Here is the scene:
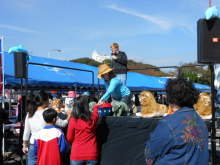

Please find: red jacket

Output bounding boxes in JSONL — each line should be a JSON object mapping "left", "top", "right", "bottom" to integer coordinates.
{"left": 67, "top": 106, "right": 99, "bottom": 161}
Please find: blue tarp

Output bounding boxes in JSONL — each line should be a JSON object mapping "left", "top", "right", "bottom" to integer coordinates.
{"left": 2, "top": 52, "right": 211, "bottom": 91}
{"left": 194, "top": 83, "right": 211, "bottom": 91}
{"left": 4, "top": 52, "right": 99, "bottom": 88}
{"left": 126, "top": 72, "right": 168, "bottom": 90}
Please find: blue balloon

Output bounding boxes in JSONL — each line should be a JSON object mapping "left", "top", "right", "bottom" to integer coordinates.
{"left": 205, "top": 6, "right": 219, "bottom": 20}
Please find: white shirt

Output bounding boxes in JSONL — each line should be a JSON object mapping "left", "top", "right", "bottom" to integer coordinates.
{"left": 23, "top": 110, "right": 68, "bottom": 144}
{"left": 23, "top": 110, "right": 46, "bottom": 144}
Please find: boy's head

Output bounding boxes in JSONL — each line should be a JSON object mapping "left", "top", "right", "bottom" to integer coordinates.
{"left": 110, "top": 43, "right": 119, "bottom": 54}
{"left": 43, "top": 108, "right": 57, "bottom": 124}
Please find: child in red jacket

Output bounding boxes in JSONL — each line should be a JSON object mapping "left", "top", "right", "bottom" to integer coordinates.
{"left": 67, "top": 95, "right": 99, "bottom": 165}
{"left": 34, "top": 108, "right": 67, "bottom": 165}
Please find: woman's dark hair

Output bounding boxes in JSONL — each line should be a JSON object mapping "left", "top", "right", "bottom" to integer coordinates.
{"left": 102, "top": 71, "right": 115, "bottom": 82}
{"left": 165, "top": 78, "right": 199, "bottom": 107}
{"left": 72, "top": 95, "right": 91, "bottom": 121}
{"left": 108, "top": 71, "right": 115, "bottom": 79}
{"left": 27, "top": 91, "right": 49, "bottom": 118}
{"left": 43, "top": 108, "right": 57, "bottom": 123}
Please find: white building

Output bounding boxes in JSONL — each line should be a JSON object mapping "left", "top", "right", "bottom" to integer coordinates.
{"left": 92, "top": 50, "right": 110, "bottom": 63}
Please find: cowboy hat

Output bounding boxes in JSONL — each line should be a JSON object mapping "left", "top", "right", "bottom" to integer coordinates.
{"left": 98, "top": 64, "right": 113, "bottom": 79}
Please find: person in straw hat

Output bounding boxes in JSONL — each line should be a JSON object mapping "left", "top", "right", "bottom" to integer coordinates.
{"left": 97, "top": 64, "right": 131, "bottom": 106}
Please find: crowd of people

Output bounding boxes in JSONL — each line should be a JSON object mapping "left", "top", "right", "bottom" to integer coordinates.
{"left": 22, "top": 92, "right": 99, "bottom": 165}
{"left": 1, "top": 43, "right": 210, "bottom": 165}
{"left": 18, "top": 79, "right": 209, "bottom": 165}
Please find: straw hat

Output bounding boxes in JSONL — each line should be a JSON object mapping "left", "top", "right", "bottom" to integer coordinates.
{"left": 98, "top": 64, "right": 113, "bottom": 79}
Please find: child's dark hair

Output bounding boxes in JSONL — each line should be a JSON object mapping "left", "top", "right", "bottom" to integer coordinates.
{"left": 27, "top": 91, "right": 49, "bottom": 118}
{"left": 43, "top": 108, "right": 57, "bottom": 123}
{"left": 72, "top": 95, "right": 91, "bottom": 121}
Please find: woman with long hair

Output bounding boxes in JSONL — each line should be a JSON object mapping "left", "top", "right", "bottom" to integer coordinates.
{"left": 22, "top": 91, "right": 49, "bottom": 165}
{"left": 67, "top": 95, "right": 99, "bottom": 165}
{"left": 22, "top": 91, "right": 72, "bottom": 165}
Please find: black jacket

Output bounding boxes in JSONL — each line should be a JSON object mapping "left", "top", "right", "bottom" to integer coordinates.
{"left": 111, "top": 51, "right": 127, "bottom": 74}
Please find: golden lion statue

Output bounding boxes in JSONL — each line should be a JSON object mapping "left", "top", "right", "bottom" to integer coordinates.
{"left": 52, "top": 99, "right": 64, "bottom": 113}
{"left": 194, "top": 92, "right": 212, "bottom": 119}
{"left": 137, "top": 91, "right": 168, "bottom": 118}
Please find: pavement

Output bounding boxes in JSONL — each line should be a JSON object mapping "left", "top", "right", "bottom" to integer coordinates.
{"left": 3, "top": 152, "right": 26, "bottom": 165}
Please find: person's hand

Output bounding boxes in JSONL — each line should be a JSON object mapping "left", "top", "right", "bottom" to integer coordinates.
{"left": 66, "top": 108, "right": 72, "bottom": 116}
{"left": 22, "top": 141, "right": 28, "bottom": 154}
{"left": 66, "top": 109, "right": 72, "bottom": 121}
{"left": 112, "top": 55, "right": 117, "bottom": 60}
{"left": 97, "top": 100, "right": 105, "bottom": 106}
{"left": 22, "top": 146, "right": 28, "bottom": 154}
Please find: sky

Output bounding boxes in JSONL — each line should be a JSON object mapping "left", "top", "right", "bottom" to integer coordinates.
{"left": 0, "top": 0, "right": 219, "bottom": 67}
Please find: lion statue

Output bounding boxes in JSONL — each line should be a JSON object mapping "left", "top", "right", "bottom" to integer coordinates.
{"left": 52, "top": 99, "right": 64, "bottom": 113}
{"left": 136, "top": 91, "right": 168, "bottom": 118}
{"left": 194, "top": 92, "right": 212, "bottom": 119}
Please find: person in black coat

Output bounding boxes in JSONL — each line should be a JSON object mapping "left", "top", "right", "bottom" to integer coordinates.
{"left": 110, "top": 43, "right": 128, "bottom": 85}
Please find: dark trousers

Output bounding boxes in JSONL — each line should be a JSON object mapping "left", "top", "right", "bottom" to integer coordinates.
{"left": 112, "top": 95, "right": 131, "bottom": 105}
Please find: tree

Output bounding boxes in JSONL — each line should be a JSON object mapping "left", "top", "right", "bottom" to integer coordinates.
{"left": 70, "top": 57, "right": 171, "bottom": 77}
{"left": 181, "top": 62, "right": 210, "bottom": 85}
{"left": 127, "top": 59, "right": 169, "bottom": 77}
{"left": 70, "top": 58, "right": 101, "bottom": 67}
{"left": 103, "top": 59, "right": 111, "bottom": 66}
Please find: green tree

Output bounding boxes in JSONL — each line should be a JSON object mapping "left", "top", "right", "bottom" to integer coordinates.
{"left": 103, "top": 59, "right": 111, "bottom": 66}
{"left": 70, "top": 57, "right": 171, "bottom": 77}
{"left": 70, "top": 58, "right": 101, "bottom": 67}
{"left": 181, "top": 62, "right": 210, "bottom": 85}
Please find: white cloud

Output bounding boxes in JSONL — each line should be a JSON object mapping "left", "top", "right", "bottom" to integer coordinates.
{"left": 107, "top": 4, "right": 172, "bottom": 30}
{"left": 0, "top": 24, "right": 44, "bottom": 34}
{"left": 107, "top": 4, "right": 195, "bottom": 35}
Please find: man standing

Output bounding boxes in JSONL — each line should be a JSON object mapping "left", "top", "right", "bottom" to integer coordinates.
{"left": 110, "top": 43, "right": 128, "bottom": 85}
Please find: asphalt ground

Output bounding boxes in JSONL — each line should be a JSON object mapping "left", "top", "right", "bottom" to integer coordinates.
{"left": 3, "top": 152, "right": 26, "bottom": 165}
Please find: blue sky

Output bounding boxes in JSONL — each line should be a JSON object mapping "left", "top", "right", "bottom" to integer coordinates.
{"left": 0, "top": 0, "right": 219, "bottom": 66}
